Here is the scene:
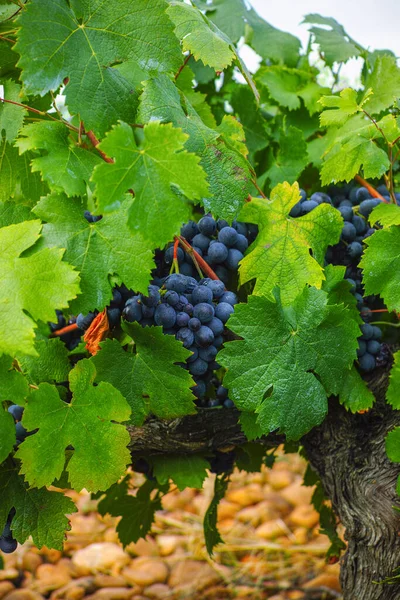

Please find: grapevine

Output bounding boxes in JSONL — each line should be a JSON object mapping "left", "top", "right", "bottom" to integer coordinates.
{"left": 1, "top": 2, "right": 400, "bottom": 598}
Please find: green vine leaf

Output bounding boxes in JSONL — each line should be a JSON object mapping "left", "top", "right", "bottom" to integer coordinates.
{"left": 98, "top": 477, "right": 164, "bottom": 547}
{"left": 0, "top": 407, "right": 16, "bottom": 464}
{"left": 138, "top": 74, "right": 252, "bottom": 220}
{"left": 15, "top": 0, "right": 182, "bottom": 135}
{"left": 0, "top": 220, "right": 80, "bottom": 357}
{"left": 93, "top": 121, "right": 209, "bottom": 248}
{"left": 0, "top": 355, "right": 29, "bottom": 403}
{"left": 264, "top": 126, "right": 309, "bottom": 188}
{"left": 387, "top": 350, "right": 400, "bottom": 409}
{"left": 16, "top": 360, "right": 131, "bottom": 492}
{"left": 33, "top": 194, "right": 154, "bottom": 314}
{"left": 17, "top": 337, "right": 71, "bottom": 385}
{"left": 0, "top": 460, "right": 77, "bottom": 550}
{"left": 152, "top": 454, "right": 209, "bottom": 490}
{"left": 303, "top": 14, "right": 363, "bottom": 66}
{"left": 16, "top": 122, "right": 102, "bottom": 197}
{"left": 218, "top": 287, "right": 360, "bottom": 440}
{"left": 167, "top": 1, "right": 235, "bottom": 70}
{"left": 363, "top": 55, "right": 400, "bottom": 114}
{"left": 204, "top": 473, "right": 229, "bottom": 556}
{"left": 360, "top": 225, "right": 400, "bottom": 312}
{"left": 92, "top": 330, "right": 196, "bottom": 426}
{"left": 238, "top": 183, "right": 343, "bottom": 303}
{"left": 0, "top": 79, "right": 26, "bottom": 142}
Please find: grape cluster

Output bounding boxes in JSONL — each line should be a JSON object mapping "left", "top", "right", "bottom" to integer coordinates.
{"left": 0, "top": 509, "right": 17, "bottom": 554}
{"left": 70, "top": 216, "right": 256, "bottom": 408}
{"left": 49, "top": 311, "right": 82, "bottom": 351}
{"left": 8, "top": 404, "right": 27, "bottom": 445}
{"left": 291, "top": 185, "right": 389, "bottom": 373}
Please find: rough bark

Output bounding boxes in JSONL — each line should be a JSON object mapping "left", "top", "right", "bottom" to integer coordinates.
{"left": 303, "top": 366, "right": 400, "bottom": 600}
{"left": 127, "top": 361, "right": 400, "bottom": 600}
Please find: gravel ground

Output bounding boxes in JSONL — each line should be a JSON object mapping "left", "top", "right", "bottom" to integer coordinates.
{"left": 0, "top": 451, "right": 343, "bottom": 599}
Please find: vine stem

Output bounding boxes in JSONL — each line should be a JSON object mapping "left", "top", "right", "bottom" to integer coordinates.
{"left": 174, "top": 53, "right": 192, "bottom": 81}
{"left": 369, "top": 309, "right": 390, "bottom": 314}
{"left": 52, "top": 322, "right": 79, "bottom": 336}
{"left": 354, "top": 174, "right": 388, "bottom": 202}
{"left": 84, "top": 129, "right": 114, "bottom": 164}
{"left": 251, "top": 179, "right": 266, "bottom": 198}
{"left": 178, "top": 235, "right": 223, "bottom": 282}
{"left": 176, "top": 236, "right": 203, "bottom": 278}
{"left": 0, "top": 97, "right": 80, "bottom": 132}
{"left": 171, "top": 237, "right": 180, "bottom": 274}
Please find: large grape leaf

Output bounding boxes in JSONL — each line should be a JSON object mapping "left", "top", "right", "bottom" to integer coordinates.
{"left": 230, "top": 85, "right": 269, "bottom": 154}
{"left": 0, "top": 355, "right": 29, "bottom": 403}
{"left": 92, "top": 121, "right": 208, "bottom": 248}
{"left": 0, "top": 459, "right": 77, "bottom": 550}
{"left": 0, "top": 79, "right": 26, "bottom": 142}
{"left": 218, "top": 287, "right": 360, "bottom": 440}
{"left": 152, "top": 454, "right": 208, "bottom": 490}
{"left": 0, "top": 139, "right": 49, "bottom": 204}
{"left": 138, "top": 74, "right": 252, "bottom": 220}
{"left": 33, "top": 194, "right": 154, "bottom": 314}
{"left": 16, "top": 122, "right": 102, "bottom": 197}
{"left": 363, "top": 55, "right": 400, "bottom": 115}
{"left": 92, "top": 330, "right": 196, "bottom": 426}
{"left": 303, "top": 14, "right": 363, "bottom": 66}
{"left": 238, "top": 183, "right": 342, "bottom": 303}
{"left": 319, "top": 88, "right": 371, "bottom": 127}
{"left": 338, "top": 366, "right": 375, "bottom": 413}
{"left": 98, "top": 477, "right": 163, "bottom": 547}
{"left": 0, "top": 220, "right": 80, "bottom": 357}
{"left": 0, "top": 201, "right": 33, "bottom": 228}
{"left": 369, "top": 202, "right": 400, "bottom": 228}
{"left": 16, "top": 360, "right": 131, "bottom": 492}
{"left": 17, "top": 337, "right": 70, "bottom": 385}
{"left": 360, "top": 226, "right": 400, "bottom": 312}
{"left": 15, "top": 0, "right": 182, "bottom": 135}
{"left": 387, "top": 351, "right": 400, "bottom": 409}
{"left": 0, "top": 406, "right": 15, "bottom": 464}
{"left": 256, "top": 66, "right": 328, "bottom": 115}
{"left": 167, "top": 1, "right": 235, "bottom": 70}
{"left": 320, "top": 122, "right": 390, "bottom": 186}
{"left": 265, "top": 126, "right": 309, "bottom": 188}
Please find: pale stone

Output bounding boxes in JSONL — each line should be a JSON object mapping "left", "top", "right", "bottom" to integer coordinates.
{"left": 255, "top": 520, "right": 286, "bottom": 540}
{"left": 84, "top": 588, "right": 134, "bottom": 600}
{"left": 93, "top": 575, "right": 127, "bottom": 589}
{"left": 0, "top": 570, "right": 18, "bottom": 582}
{"left": 304, "top": 573, "right": 341, "bottom": 592}
{"left": 4, "top": 591, "right": 44, "bottom": 600}
{"left": 143, "top": 583, "right": 172, "bottom": 599}
{"left": 216, "top": 500, "right": 240, "bottom": 520}
{"left": 0, "top": 582, "right": 14, "bottom": 599}
{"left": 156, "top": 535, "right": 179, "bottom": 557}
{"left": 226, "top": 483, "right": 264, "bottom": 507}
{"left": 72, "top": 543, "right": 129, "bottom": 575}
{"left": 33, "top": 563, "right": 70, "bottom": 594}
{"left": 236, "top": 503, "right": 278, "bottom": 527}
{"left": 262, "top": 491, "right": 292, "bottom": 515}
{"left": 21, "top": 552, "right": 42, "bottom": 573}
{"left": 122, "top": 558, "right": 168, "bottom": 587}
{"left": 168, "top": 559, "right": 220, "bottom": 591}
{"left": 293, "top": 526, "right": 309, "bottom": 545}
{"left": 289, "top": 505, "right": 320, "bottom": 529}
{"left": 126, "top": 537, "right": 159, "bottom": 557}
{"left": 50, "top": 576, "right": 95, "bottom": 600}
{"left": 280, "top": 479, "right": 314, "bottom": 507}
{"left": 268, "top": 470, "right": 294, "bottom": 490}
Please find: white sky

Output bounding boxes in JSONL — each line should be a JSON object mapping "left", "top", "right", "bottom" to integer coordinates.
{"left": 250, "top": 0, "right": 400, "bottom": 57}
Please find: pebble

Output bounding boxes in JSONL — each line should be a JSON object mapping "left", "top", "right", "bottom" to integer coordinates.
{"left": 226, "top": 483, "right": 264, "bottom": 507}
{"left": 84, "top": 588, "right": 134, "bottom": 600}
{"left": 168, "top": 559, "right": 220, "bottom": 590}
{"left": 3, "top": 591, "right": 44, "bottom": 600}
{"left": 217, "top": 500, "right": 240, "bottom": 520}
{"left": 50, "top": 577, "right": 95, "bottom": 600}
{"left": 0, "top": 571, "right": 18, "bottom": 582}
{"left": 143, "top": 583, "right": 172, "bottom": 598}
{"left": 280, "top": 479, "right": 314, "bottom": 507}
{"left": 122, "top": 558, "right": 168, "bottom": 587}
{"left": 93, "top": 575, "right": 127, "bottom": 589}
{"left": 72, "top": 544, "right": 129, "bottom": 575}
{"left": 255, "top": 520, "right": 286, "bottom": 540}
{"left": 21, "top": 553, "right": 42, "bottom": 574}
{"left": 126, "top": 537, "right": 159, "bottom": 557}
{"left": 268, "top": 470, "right": 294, "bottom": 490}
{"left": 156, "top": 535, "right": 179, "bottom": 557}
{"left": 304, "top": 573, "right": 341, "bottom": 592}
{"left": 0, "top": 582, "right": 14, "bottom": 599}
{"left": 32, "top": 563, "right": 70, "bottom": 594}
{"left": 289, "top": 505, "right": 320, "bottom": 529}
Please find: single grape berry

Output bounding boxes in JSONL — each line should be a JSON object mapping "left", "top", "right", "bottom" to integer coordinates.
{"left": 154, "top": 304, "right": 176, "bottom": 328}
{"left": 198, "top": 215, "right": 216, "bottom": 236}
{"left": 8, "top": 405, "right": 24, "bottom": 422}
{"left": 208, "top": 242, "right": 229, "bottom": 264}
{"left": 215, "top": 302, "right": 234, "bottom": 323}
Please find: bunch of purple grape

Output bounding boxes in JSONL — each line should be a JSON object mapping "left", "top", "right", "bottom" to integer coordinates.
{"left": 74, "top": 216, "right": 256, "bottom": 407}
{"left": 291, "top": 184, "right": 390, "bottom": 373}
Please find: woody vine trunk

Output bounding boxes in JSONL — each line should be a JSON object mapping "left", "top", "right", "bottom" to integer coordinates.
{"left": 128, "top": 358, "right": 400, "bottom": 600}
